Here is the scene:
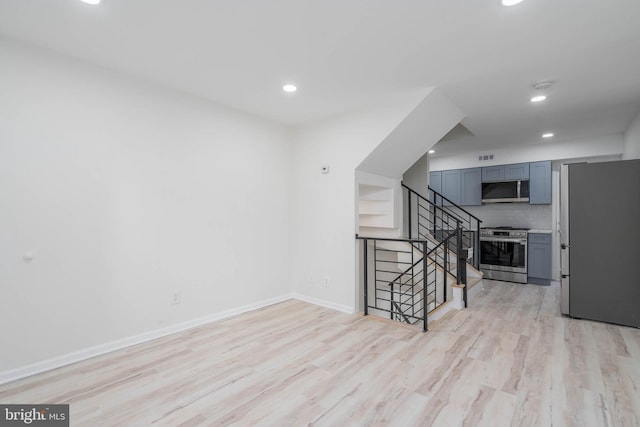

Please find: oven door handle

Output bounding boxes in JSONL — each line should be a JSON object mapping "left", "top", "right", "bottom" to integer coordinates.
{"left": 480, "top": 237, "right": 528, "bottom": 244}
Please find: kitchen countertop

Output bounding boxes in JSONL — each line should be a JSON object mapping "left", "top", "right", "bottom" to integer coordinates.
{"left": 529, "top": 229, "right": 553, "bottom": 234}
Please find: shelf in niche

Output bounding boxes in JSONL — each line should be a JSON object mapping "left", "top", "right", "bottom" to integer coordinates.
{"left": 359, "top": 184, "right": 392, "bottom": 201}
{"left": 359, "top": 199, "right": 391, "bottom": 215}
{"left": 358, "top": 183, "right": 394, "bottom": 228}
{"left": 359, "top": 215, "right": 395, "bottom": 228}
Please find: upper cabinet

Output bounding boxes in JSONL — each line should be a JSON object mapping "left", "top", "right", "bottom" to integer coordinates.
{"left": 429, "top": 168, "right": 481, "bottom": 206}
{"left": 529, "top": 161, "right": 552, "bottom": 204}
{"left": 482, "top": 163, "right": 529, "bottom": 182}
{"left": 505, "top": 163, "right": 529, "bottom": 180}
{"left": 429, "top": 171, "right": 442, "bottom": 194}
{"left": 429, "top": 171, "right": 442, "bottom": 205}
{"left": 430, "top": 161, "right": 551, "bottom": 206}
{"left": 460, "top": 168, "right": 482, "bottom": 206}
{"left": 442, "top": 170, "right": 462, "bottom": 205}
{"left": 481, "top": 165, "right": 504, "bottom": 182}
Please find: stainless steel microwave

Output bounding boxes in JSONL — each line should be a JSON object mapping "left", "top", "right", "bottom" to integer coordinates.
{"left": 482, "top": 180, "right": 530, "bottom": 203}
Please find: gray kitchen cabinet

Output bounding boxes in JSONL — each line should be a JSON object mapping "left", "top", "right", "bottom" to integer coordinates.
{"left": 442, "top": 170, "right": 461, "bottom": 205}
{"left": 483, "top": 163, "right": 530, "bottom": 182}
{"left": 505, "top": 163, "right": 530, "bottom": 180}
{"left": 429, "top": 171, "right": 442, "bottom": 204}
{"left": 430, "top": 168, "right": 481, "bottom": 206}
{"left": 528, "top": 233, "right": 552, "bottom": 285}
{"left": 482, "top": 165, "right": 505, "bottom": 182}
{"left": 429, "top": 171, "right": 442, "bottom": 193}
{"left": 529, "top": 161, "right": 552, "bottom": 204}
{"left": 460, "top": 167, "right": 482, "bottom": 206}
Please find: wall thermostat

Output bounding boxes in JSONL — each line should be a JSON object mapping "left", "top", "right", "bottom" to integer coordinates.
{"left": 321, "top": 166, "right": 330, "bottom": 174}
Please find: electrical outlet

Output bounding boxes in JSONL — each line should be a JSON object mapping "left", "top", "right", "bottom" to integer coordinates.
{"left": 323, "top": 277, "right": 330, "bottom": 287}
{"left": 171, "top": 291, "right": 181, "bottom": 305}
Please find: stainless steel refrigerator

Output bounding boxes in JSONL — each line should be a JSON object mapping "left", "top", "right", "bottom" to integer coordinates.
{"left": 560, "top": 159, "right": 640, "bottom": 328}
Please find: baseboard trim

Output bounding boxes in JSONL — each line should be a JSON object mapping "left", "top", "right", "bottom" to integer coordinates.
{"left": 291, "top": 293, "right": 355, "bottom": 314}
{"left": 0, "top": 294, "right": 293, "bottom": 386}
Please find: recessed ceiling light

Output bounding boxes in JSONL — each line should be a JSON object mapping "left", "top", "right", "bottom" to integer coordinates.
{"left": 81, "top": 0, "right": 101, "bottom": 4}
{"left": 542, "top": 132, "right": 554, "bottom": 138}
{"left": 428, "top": 150, "right": 435, "bottom": 154}
{"left": 530, "top": 95, "right": 547, "bottom": 103}
{"left": 502, "top": 0, "right": 523, "bottom": 5}
{"left": 282, "top": 84, "right": 297, "bottom": 93}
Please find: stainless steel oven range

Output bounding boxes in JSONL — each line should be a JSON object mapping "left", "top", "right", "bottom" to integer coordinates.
{"left": 479, "top": 227, "right": 528, "bottom": 284}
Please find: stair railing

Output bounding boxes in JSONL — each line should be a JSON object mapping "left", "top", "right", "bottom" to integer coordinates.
{"left": 356, "top": 230, "right": 461, "bottom": 331}
{"left": 402, "top": 183, "right": 482, "bottom": 270}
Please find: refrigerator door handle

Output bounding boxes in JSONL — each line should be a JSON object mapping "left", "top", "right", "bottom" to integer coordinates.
{"left": 560, "top": 163, "right": 570, "bottom": 316}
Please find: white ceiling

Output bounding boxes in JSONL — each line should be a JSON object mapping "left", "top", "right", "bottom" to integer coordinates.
{"left": 1, "top": 0, "right": 640, "bottom": 153}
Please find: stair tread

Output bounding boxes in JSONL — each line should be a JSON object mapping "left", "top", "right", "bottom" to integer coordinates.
{"left": 467, "top": 276, "right": 482, "bottom": 289}
{"left": 466, "top": 263, "right": 483, "bottom": 277}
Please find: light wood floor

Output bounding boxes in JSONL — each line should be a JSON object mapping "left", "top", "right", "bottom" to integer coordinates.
{"left": 1, "top": 280, "right": 639, "bottom": 426}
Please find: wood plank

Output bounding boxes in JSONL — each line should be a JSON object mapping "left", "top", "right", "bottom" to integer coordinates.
{"left": 0, "top": 283, "right": 639, "bottom": 426}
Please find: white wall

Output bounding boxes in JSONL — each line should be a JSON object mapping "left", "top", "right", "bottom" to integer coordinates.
{"left": 623, "top": 111, "right": 640, "bottom": 160}
{"left": 464, "top": 204, "right": 552, "bottom": 230}
{"left": 0, "top": 40, "right": 293, "bottom": 374}
{"left": 402, "top": 151, "right": 430, "bottom": 196}
{"left": 430, "top": 133, "right": 625, "bottom": 171}
{"left": 290, "top": 101, "right": 422, "bottom": 312}
{"left": 357, "top": 89, "right": 463, "bottom": 178}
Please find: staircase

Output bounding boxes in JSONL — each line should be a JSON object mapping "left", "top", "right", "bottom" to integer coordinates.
{"left": 357, "top": 233, "right": 462, "bottom": 331}
{"left": 357, "top": 183, "right": 483, "bottom": 331}
{"left": 403, "top": 183, "right": 482, "bottom": 270}
{"left": 406, "top": 183, "right": 484, "bottom": 290}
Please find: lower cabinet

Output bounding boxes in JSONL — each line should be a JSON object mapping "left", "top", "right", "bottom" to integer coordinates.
{"left": 528, "top": 233, "right": 552, "bottom": 285}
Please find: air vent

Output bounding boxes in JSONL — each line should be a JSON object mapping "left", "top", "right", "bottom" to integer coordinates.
{"left": 478, "top": 154, "right": 494, "bottom": 161}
